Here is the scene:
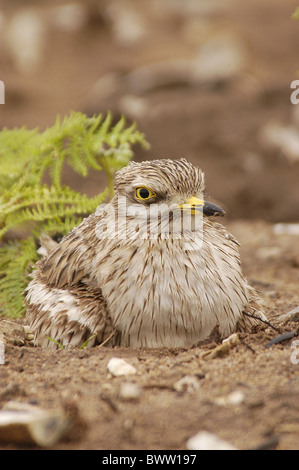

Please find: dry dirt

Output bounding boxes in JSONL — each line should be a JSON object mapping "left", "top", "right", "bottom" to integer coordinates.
{"left": 0, "top": 0, "right": 299, "bottom": 451}
{"left": 1, "top": 222, "right": 299, "bottom": 451}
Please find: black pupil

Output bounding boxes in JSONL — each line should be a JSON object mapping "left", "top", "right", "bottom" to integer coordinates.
{"left": 139, "top": 188, "right": 150, "bottom": 199}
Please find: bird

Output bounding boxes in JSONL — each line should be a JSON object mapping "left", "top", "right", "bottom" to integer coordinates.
{"left": 24, "top": 158, "right": 266, "bottom": 349}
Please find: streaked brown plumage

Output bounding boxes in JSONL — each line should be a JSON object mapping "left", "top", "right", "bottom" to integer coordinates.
{"left": 25, "top": 158, "right": 266, "bottom": 348}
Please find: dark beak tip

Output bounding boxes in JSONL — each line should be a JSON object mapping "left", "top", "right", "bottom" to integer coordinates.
{"left": 203, "top": 201, "right": 225, "bottom": 217}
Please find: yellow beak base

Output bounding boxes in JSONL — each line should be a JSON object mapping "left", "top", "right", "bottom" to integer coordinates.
{"left": 179, "top": 197, "right": 204, "bottom": 214}
{"left": 179, "top": 197, "right": 225, "bottom": 217}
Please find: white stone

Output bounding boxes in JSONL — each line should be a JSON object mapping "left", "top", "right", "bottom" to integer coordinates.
{"left": 193, "top": 34, "right": 246, "bottom": 82}
{"left": 5, "top": 9, "right": 46, "bottom": 75}
{"left": 273, "top": 223, "right": 299, "bottom": 235}
{"left": 107, "top": 357, "right": 137, "bottom": 377}
{"left": 0, "top": 407, "right": 68, "bottom": 447}
{"left": 119, "top": 95, "right": 149, "bottom": 119}
{"left": 187, "top": 431, "right": 238, "bottom": 450}
{"left": 214, "top": 390, "right": 245, "bottom": 406}
{"left": 222, "top": 333, "right": 239, "bottom": 346}
{"left": 104, "top": 0, "right": 147, "bottom": 46}
{"left": 174, "top": 375, "right": 200, "bottom": 393}
{"left": 262, "top": 123, "right": 299, "bottom": 163}
{"left": 119, "top": 382, "right": 142, "bottom": 400}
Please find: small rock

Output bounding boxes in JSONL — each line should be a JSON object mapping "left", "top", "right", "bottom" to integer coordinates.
{"left": 273, "top": 223, "right": 299, "bottom": 235}
{"left": 104, "top": 0, "right": 148, "bottom": 46}
{"left": 222, "top": 333, "right": 240, "bottom": 347}
{"left": 119, "top": 382, "right": 142, "bottom": 401}
{"left": 119, "top": 95, "right": 149, "bottom": 119}
{"left": 173, "top": 375, "right": 200, "bottom": 393}
{"left": 193, "top": 34, "right": 246, "bottom": 83}
{"left": 0, "top": 320, "right": 27, "bottom": 346}
{"left": 107, "top": 357, "right": 137, "bottom": 377}
{"left": 186, "top": 431, "right": 238, "bottom": 450}
{"left": 214, "top": 390, "right": 245, "bottom": 406}
{"left": 262, "top": 123, "right": 299, "bottom": 164}
{"left": 0, "top": 406, "right": 69, "bottom": 447}
{"left": 5, "top": 9, "right": 46, "bottom": 75}
{"left": 201, "top": 333, "right": 239, "bottom": 360}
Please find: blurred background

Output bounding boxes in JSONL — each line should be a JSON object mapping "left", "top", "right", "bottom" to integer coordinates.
{"left": 1, "top": 0, "right": 299, "bottom": 222}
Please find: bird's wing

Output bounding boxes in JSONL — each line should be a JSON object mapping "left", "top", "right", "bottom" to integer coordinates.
{"left": 38, "top": 212, "right": 99, "bottom": 288}
{"left": 25, "top": 211, "right": 117, "bottom": 348}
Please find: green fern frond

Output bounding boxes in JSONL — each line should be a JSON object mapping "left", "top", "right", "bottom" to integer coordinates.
{"left": 0, "top": 237, "right": 38, "bottom": 317}
{"left": 0, "top": 111, "right": 149, "bottom": 318}
{"left": 0, "top": 185, "right": 109, "bottom": 239}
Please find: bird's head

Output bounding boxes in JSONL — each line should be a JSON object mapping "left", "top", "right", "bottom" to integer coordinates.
{"left": 113, "top": 158, "right": 224, "bottom": 218}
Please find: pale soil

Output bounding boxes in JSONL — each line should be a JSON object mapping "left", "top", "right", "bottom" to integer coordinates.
{"left": 1, "top": 220, "right": 299, "bottom": 450}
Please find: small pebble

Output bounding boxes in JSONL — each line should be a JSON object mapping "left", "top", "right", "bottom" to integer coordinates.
{"left": 119, "top": 382, "right": 142, "bottom": 401}
{"left": 5, "top": 9, "right": 46, "bottom": 75}
{"left": 187, "top": 431, "right": 238, "bottom": 450}
{"left": 173, "top": 375, "right": 200, "bottom": 393}
{"left": 107, "top": 357, "right": 137, "bottom": 377}
{"left": 201, "top": 333, "right": 239, "bottom": 360}
{"left": 0, "top": 406, "right": 68, "bottom": 447}
{"left": 214, "top": 390, "right": 245, "bottom": 406}
{"left": 222, "top": 333, "right": 240, "bottom": 346}
{"left": 273, "top": 223, "right": 299, "bottom": 235}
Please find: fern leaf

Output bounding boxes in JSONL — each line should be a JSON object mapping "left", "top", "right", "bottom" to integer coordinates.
{"left": 0, "top": 237, "right": 38, "bottom": 317}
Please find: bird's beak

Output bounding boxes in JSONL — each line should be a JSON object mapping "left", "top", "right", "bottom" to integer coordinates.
{"left": 179, "top": 196, "right": 225, "bottom": 217}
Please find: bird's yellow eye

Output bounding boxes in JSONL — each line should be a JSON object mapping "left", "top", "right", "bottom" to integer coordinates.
{"left": 135, "top": 186, "right": 156, "bottom": 200}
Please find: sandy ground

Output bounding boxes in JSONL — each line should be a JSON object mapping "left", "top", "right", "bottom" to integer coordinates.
{"left": 1, "top": 220, "right": 299, "bottom": 450}
{"left": 0, "top": 0, "right": 299, "bottom": 451}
